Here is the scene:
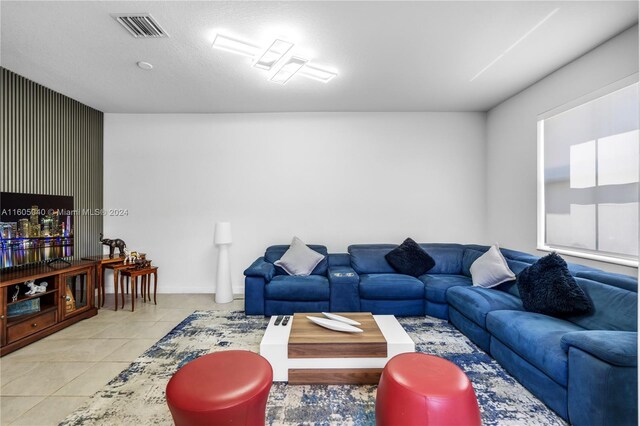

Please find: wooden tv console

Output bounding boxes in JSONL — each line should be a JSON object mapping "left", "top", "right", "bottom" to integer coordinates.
{"left": 0, "top": 260, "right": 97, "bottom": 356}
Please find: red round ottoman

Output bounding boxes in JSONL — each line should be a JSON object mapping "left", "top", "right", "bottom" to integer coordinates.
{"left": 166, "top": 350, "right": 273, "bottom": 426}
{"left": 376, "top": 353, "right": 481, "bottom": 426}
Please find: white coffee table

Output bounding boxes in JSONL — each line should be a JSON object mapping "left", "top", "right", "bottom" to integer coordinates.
{"left": 259, "top": 312, "right": 415, "bottom": 384}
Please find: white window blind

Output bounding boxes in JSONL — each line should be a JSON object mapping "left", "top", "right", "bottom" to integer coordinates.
{"left": 537, "top": 77, "right": 639, "bottom": 266}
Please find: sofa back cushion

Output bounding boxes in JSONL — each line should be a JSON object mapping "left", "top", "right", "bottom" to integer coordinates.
{"left": 576, "top": 270, "right": 638, "bottom": 293}
{"left": 505, "top": 259, "right": 533, "bottom": 275}
{"left": 462, "top": 248, "right": 485, "bottom": 277}
{"left": 265, "top": 245, "right": 328, "bottom": 276}
{"left": 348, "top": 244, "right": 466, "bottom": 275}
{"left": 499, "top": 248, "right": 541, "bottom": 264}
{"left": 566, "top": 277, "right": 637, "bottom": 331}
{"left": 499, "top": 247, "right": 601, "bottom": 277}
{"left": 418, "top": 244, "right": 465, "bottom": 274}
{"left": 565, "top": 262, "right": 600, "bottom": 276}
{"left": 348, "top": 245, "right": 397, "bottom": 274}
{"left": 462, "top": 247, "right": 528, "bottom": 275}
{"left": 501, "top": 259, "right": 536, "bottom": 297}
{"left": 463, "top": 248, "right": 542, "bottom": 295}
{"left": 328, "top": 253, "right": 351, "bottom": 267}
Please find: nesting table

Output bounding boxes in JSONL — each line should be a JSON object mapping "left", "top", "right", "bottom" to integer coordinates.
{"left": 81, "top": 254, "right": 126, "bottom": 308}
{"left": 81, "top": 255, "right": 158, "bottom": 312}
{"left": 119, "top": 266, "right": 158, "bottom": 312}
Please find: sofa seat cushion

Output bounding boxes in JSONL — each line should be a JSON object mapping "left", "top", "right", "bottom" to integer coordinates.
{"left": 420, "top": 274, "right": 472, "bottom": 304}
{"left": 265, "top": 275, "right": 330, "bottom": 301}
{"left": 486, "top": 310, "right": 585, "bottom": 386}
{"left": 359, "top": 274, "right": 424, "bottom": 300}
{"left": 447, "top": 287, "right": 523, "bottom": 328}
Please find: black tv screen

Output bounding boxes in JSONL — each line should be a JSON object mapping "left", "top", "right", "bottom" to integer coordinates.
{"left": 0, "top": 192, "right": 74, "bottom": 269}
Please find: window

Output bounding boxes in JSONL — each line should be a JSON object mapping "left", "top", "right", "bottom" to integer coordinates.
{"left": 537, "top": 77, "right": 639, "bottom": 267}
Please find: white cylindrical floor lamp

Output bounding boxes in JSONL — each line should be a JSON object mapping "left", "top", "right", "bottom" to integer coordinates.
{"left": 214, "top": 222, "right": 233, "bottom": 304}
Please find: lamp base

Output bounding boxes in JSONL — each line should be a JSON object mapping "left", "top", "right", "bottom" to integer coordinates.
{"left": 215, "top": 244, "right": 233, "bottom": 304}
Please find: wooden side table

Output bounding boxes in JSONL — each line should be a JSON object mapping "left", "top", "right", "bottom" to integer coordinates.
{"left": 119, "top": 266, "right": 158, "bottom": 312}
{"left": 104, "top": 263, "right": 133, "bottom": 311}
{"left": 81, "top": 255, "right": 126, "bottom": 308}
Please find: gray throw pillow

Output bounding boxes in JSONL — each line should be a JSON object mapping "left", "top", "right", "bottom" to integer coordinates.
{"left": 470, "top": 245, "right": 515, "bottom": 288}
{"left": 274, "top": 237, "right": 325, "bottom": 276}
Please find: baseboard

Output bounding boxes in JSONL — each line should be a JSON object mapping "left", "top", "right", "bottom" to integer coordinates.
{"left": 101, "top": 290, "right": 245, "bottom": 298}
{"left": 100, "top": 285, "right": 246, "bottom": 295}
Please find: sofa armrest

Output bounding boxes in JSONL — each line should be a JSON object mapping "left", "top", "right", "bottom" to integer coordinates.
{"left": 328, "top": 266, "right": 360, "bottom": 312}
{"left": 566, "top": 335, "right": 638, "bottom": 425}
{"left": 561, "top": 331, "right": 637, "bottom": 367}
{"left": 243, "top": 257, "right": 275, "bottom": 282}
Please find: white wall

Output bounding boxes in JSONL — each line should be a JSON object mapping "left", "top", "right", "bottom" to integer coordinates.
{"left": 104, "top": 112, "right": 487, "bottom": 293}
{"left": 486, "top": 25, "right": 639, "bottom": 276}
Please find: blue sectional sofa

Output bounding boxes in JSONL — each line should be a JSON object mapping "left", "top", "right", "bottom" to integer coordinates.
{"left": 244, "top": 242, "right": 638, "bottom": 425}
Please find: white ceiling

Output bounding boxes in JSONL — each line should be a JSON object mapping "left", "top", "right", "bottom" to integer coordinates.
{"left": 1, "top": 1, "right": 637, "bottom": 113}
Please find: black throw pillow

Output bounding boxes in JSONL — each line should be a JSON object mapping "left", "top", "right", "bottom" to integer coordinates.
{"left": 517, "top": 253, "right": 594, "bottom": 317}
{"left": 385, "top": 238, "right": 436, "bottom": 278}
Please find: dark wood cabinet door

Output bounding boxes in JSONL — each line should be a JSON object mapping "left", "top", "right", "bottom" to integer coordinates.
{"left": 60, "top": 266, "right": 94, "bottom": 320}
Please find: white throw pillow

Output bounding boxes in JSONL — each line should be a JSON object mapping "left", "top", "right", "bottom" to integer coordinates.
{"left": 274, "top": 237, "right": 325, "bottom": 276}
{"left": 470, "top": 245, "right": 516, "bottom": 288}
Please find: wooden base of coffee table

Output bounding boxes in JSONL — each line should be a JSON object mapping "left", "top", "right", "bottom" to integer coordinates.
{"left": 288, "top": 368, "right": 383, "bottom": 385}
{"left": 260, "top": 312, "right": 415, "bottom": 384}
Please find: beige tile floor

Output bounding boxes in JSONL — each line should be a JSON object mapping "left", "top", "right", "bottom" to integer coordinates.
{"left": 0, "top": 294, "right": 242, "bottom": 426}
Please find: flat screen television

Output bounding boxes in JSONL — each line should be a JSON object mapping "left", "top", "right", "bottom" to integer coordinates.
{"left": 0, "top": 192, "right": 74, "bottom": 269}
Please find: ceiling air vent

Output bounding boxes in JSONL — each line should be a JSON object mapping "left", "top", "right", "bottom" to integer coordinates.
{"left": 112, "top": 14, "right": 168, "bottom": 38}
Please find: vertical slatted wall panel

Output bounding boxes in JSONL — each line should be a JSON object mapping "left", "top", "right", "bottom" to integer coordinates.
{"left": 0, "top": 67, "right": 104, "bottom": 258}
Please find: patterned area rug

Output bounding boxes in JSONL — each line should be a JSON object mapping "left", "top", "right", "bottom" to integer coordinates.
{"left": 61, "top": 311, "right": 566, "bottom": 426}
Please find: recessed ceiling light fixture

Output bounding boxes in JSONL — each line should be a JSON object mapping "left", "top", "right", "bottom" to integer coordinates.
{"left": 212, "top": 34, "right": 260, "bottom": 57}
{"left": 137, "top": 61, "right": 153, "bottom": 70}
{"left": 270, "top": 57, "right": 308, "bottom": 84}
{"left": 470, "top": 7, "right": 559, "bottom": 82}
{"left": 211, "top": 32, "right": 337, "bottom": 85}
{"left": 254, "top": 39, "right": 294, "bottom": 70}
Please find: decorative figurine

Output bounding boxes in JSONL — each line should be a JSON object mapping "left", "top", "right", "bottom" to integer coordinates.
{"left": 24, "top": 280, "right": 48, "bottom": 295}
{"left": 99, "top": 233, "right": 127, "bottom": 258}
{"left": 11, "top": 285, "right": 20, "bottom": 302}
{"left": 123, "top": 248, "right": 139, "bottom": 265}
{"left": 65, "top": 285, "right": 76, "bottom": 312}
{"left": 133, "top": 258, "right": 151, "bottom": 269}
